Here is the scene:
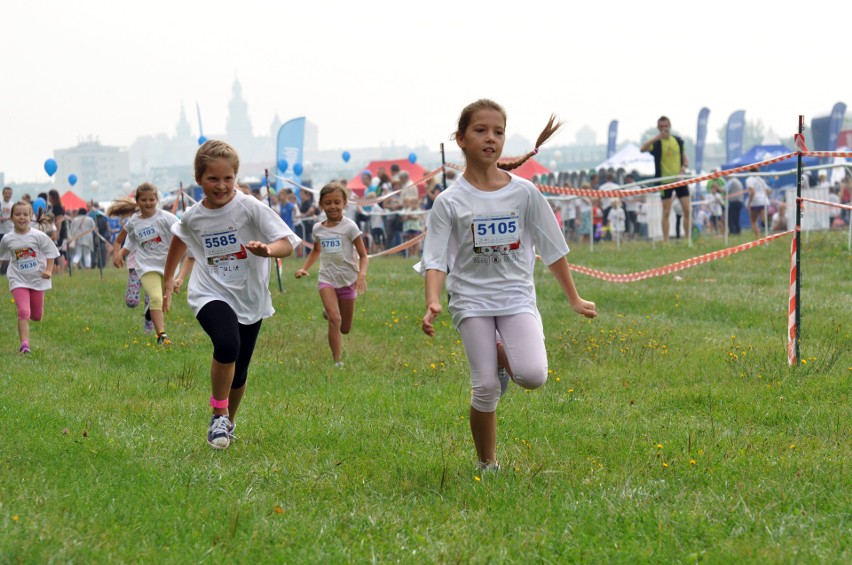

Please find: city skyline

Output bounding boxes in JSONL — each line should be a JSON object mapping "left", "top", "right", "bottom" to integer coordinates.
{"left": 2, "top": 0, "right": 848, "bottom": 184}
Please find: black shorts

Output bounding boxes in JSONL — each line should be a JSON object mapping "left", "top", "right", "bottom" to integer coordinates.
{"left": 661, "top": 185, "right": 690, "bottom": 200}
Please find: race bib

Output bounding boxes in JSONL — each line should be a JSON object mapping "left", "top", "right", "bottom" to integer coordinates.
{"left": 471, "top": 212, "right": 521, "bottom": 256}
{"left": 216, "top": 258, "right": 246, "bottom": 283}
{"left": 202, "top": 228, "right": 247, "bottom": 283}
{"left": 14, "top": 248, "right": 38, "bottom": 272}
{"left": 320, "top": 237, "right": 343, "bottom": 254}
{"left": 136, "top": 225, "right": 163, "bottom": 250}
{"left": 201, "top": 228, "right": 241, "bottom": 259}
{"left": 17, "top": 257, "right": 38, "bottom": 272}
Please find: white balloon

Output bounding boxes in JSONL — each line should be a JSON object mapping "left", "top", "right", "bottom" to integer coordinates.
{"left": 302, "top": 161, "right": 313, "bottom": 176}
{"left": 91, "top": 180, "right": 100, "bottom": 190}
{"left": 554, "top": 150, "right": 563, "bottom": 161}
{"left": 549, "top": 160, "right": 558, "bottom": 170}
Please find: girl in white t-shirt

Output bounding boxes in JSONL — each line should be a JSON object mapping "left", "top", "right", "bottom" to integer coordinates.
{"left": 420, "top": 99, "right": 597, "bottom": 471}
{"left": 0, "top": 201, "right": 59, "bottom": 354}
{"left": 295, "top": 182, "right": 369, "bottom": 367}
{"left": 109, "top": 183, "right": 182, "bottom": 345}
{"left": 746, "top": 168, "right": 771, "bottom": 238}
{"left": 163, "top": 140, "right": 301, "bottom": 450}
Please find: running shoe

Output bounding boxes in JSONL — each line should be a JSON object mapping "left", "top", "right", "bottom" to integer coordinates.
{"left": 207, "top": 415, "right": 231, "bottom": 449}
{"left": 498, "top": 366, "right": 510, "bottom": 397}
{"left": 156, "top": 333, "right": 171, "bottom": 346}
{"left": 19, "top": 344, "right": 31, "bottom": 355}
{"left": 476, "top": 461, "right": 502, "bottom": 473}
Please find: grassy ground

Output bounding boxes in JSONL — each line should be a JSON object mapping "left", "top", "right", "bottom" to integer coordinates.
{"left": 1, "top": 231, "right": 849, "bottom": 563}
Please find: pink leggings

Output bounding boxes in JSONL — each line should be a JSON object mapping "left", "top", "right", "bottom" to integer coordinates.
{"left": 458, "top": 313, "right": 548, "bottom": 412}
{"left": 12, "top": 288, "right": 46, "bottom": 321}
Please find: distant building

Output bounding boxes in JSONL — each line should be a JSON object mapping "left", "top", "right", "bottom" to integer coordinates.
{"left": 54, "top": 138, "right": 130, "bottom": 200}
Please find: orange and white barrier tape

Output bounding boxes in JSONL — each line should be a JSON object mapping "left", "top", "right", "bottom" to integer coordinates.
{"left": 798, "top": 197, "right": 852, "bottom": 211}
{"left": 367, "top": 232, "right": 425, "bottom": 258}
{"left": 802, "top": 150, "right": 852, "bottom": 159}
{"left": 787, "top": 235, "right": 798, "bottom": 366}
{"left": 568, "top": 229, "right": 795, "bottom": 283}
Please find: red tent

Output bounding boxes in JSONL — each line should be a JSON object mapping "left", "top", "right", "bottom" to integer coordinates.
{"left": 61, "top": 190, "right": 87, "bottom": 211}
{"left": 346, "top": 159, "right": 428, "bottom": 196}
{"left": 502, "top": 157, "right": 550, "bottom": 181}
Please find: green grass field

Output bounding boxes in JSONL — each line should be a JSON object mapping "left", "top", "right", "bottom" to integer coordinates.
{"left": 1, "top": 231, "right": 849, "bottom": 563}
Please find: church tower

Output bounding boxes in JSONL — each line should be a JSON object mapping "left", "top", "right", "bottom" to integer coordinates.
{"left": 226, "top": 79, "right": 254, "bottom": 145}
{"left": 176, "top": 102, "right": 192, "bottom": 140}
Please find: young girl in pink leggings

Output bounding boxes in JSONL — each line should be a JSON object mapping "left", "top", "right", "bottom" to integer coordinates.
{"left": 420, "top": 99, "right": 597, "bottom": 471}
{"left": 0, "top": 201, "right": 60, "bottom": 354}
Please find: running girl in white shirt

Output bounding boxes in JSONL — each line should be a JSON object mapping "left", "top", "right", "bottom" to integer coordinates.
{"left": 163, "top": 140, "right": 301, "bottom": 450}
{"left": 0, "top": 202, "right": 60, "bottom": 353}
{"left": 295, "top": 181, "right": 369, "bottom": 367}
{"left": 109, "top": 183, "right": 181, "bottom": 345}
{"left": 420, "top": 99, "right": 597, "bottom": 471}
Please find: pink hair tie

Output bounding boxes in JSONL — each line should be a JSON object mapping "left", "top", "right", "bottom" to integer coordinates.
{"left": 532, "top": 148, "right": 540, "bottom": 155}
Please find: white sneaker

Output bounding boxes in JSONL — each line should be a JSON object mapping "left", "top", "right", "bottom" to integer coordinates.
{"left": 207, "top": 415, "right": 231, "bottom": 449}
{"left": 226, "top": 420, "right": 237, "bottom": 441}
{"left": 498, "top": 366, "right": 510, "bottom": 397}
{"left": 335, "top": 361, "right": 344, "bottom": 368}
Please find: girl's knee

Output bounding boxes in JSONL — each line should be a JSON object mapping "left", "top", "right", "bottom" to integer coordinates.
{"left": 471, "top": 381, "right": 501, "bottom": 413}
{"left": 510, "top": 362, "right": 548, "bottom": 390}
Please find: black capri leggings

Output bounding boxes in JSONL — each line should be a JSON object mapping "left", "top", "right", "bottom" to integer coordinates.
{"left": 196, "top": 301, "right": 262, "bottom": 389}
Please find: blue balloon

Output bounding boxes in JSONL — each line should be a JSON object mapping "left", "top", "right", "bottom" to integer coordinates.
{"left": 68, "top": 174, "right": 78, "bottom": 186}
{"left": 198, "top": 136, "right": 207, "bottom": 145}
{"left": 293, "top": 163, "right": 303, "bottom": 176}
{"left": 342, "top": 151, "right": 351, "bottom": 163}
{"left": 277, "top": 159, "right": 289, "bottom": 173}
{"left": 33, "top": 197, "right": 47, "bottom": 215}
{"left": 44, "top": 158, "right": 58, "bottom": 177}
{"left": 408, "top": 153, "right": 417, "bottom": 164}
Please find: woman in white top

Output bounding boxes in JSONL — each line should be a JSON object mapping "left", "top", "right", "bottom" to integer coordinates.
{"left": 746, "top": 167, "right": 771, "bottom": 238}
{"left": 420, "top": 99, "right": 597, "bottom": 471}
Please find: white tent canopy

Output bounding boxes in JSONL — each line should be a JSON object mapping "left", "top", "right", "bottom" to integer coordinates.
{"left": 594, "top": 143, "right": 655, "bottom": 177}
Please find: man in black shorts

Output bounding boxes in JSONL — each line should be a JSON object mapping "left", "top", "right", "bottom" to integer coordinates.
{"left": 641, "top": 116, "right": 690, "bottom": 242}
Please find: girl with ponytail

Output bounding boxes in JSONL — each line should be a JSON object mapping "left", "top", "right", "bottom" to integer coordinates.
{"left": 420, "top": 99, "right": 597, "bottom": 472}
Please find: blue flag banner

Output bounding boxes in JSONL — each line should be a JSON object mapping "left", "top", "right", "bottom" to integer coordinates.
{"left": 725, "top": 110, "right": 746, "bottom": 164}
{"left": 828, "top": 102, "right": 846, "bottom": 151}
{"left": 694, "top": 107, "right": 710, "bottom": 173}
{"left": 276, "top": 117, "right": 306, "bottom": 194}
{"left": 607, "top": 120, "right": 618, "bottom": 158}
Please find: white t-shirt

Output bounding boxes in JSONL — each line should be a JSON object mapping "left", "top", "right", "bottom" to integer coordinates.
{"left": 746, "top": 176, "right": 770, "bottom": 207}
{"left": 311, "top": 217, "right": 362, "bottom": 288}
{"left": 609, "top": 207, "right": 626, "bottom": 233}
{"left": 0, "top": 229, "right": 60, "bottom": 291}
{"left": 171, "top": 190, "right": 301, "bottom": 325}
{"left": 69, "top": 215, "right": 96, "bottom": 250}
{"left": 421, "top": 173, "right": 569, "bottom": 329}
{"left": 0, "top": 198, "right": 13, "bottom": 234}
{"left": 598, "top": 181, "right": 619, "bottom": 209}
{"left": 124, "top": 209, "right": 179, "bottom": 277}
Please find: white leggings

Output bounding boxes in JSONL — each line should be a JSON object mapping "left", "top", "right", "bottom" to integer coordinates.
{"left": 458, "top": 313, "right": 548, "bottom": 412}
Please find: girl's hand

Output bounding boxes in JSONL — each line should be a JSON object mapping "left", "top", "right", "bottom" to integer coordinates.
{"left": 246, "top": 241, "right": 271, "bottom": 257}
{"left": 41, "top": 270, "right": 52, "bottom": 280}
{"left": 113, "top": 255, "right": 124, "bottom": 268}
{"left": 173, "top": 277, "right": 185, "bottom": 294}
{"left": 421, "top": 302, "right": 442, "bottom": 336}
{"left": 294, "top": 269, "right": 309, "bottom": 279}
{"left": 356, "top": 275, "right": 367, "bottom": 294}
{"left": 571, "top": 297, "right": 597, "bottom": 319}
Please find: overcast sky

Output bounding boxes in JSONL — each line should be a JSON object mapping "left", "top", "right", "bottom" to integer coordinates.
{"left": 1, "top": 0, "right": 846, "bottom": 182}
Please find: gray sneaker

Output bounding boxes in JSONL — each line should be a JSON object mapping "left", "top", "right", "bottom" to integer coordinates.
{"left": 226, "top": 420, "right": 237, "bottom": 441}
{"left": 498, "top": 366, "right": 510, "bottom": 397}
{"left": 207, "top": 415, "right": 231, "bottom": 449}
{"left": 476, "top": 461, "right": 502, "bottom": 473}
